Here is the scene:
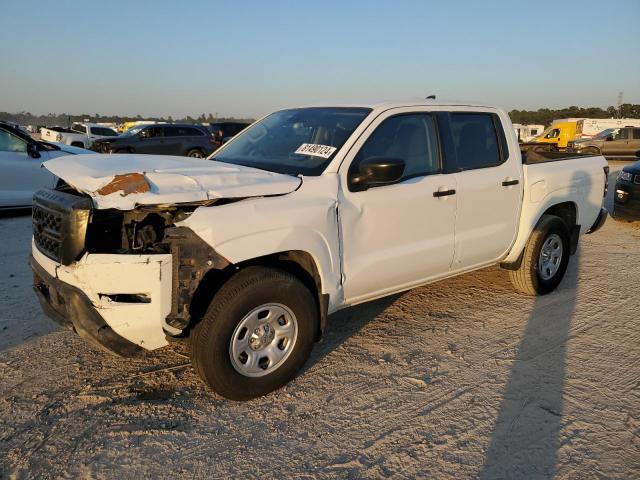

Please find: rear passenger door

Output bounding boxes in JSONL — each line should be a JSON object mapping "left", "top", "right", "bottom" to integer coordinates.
{"left": 448, "top": 112, "right": 523, "bottom": 270}
{"left": 161, "top": 126, "right": 184, "bottom": 155}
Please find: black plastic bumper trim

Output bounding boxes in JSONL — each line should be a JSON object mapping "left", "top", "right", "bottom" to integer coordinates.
{"left": 31, "top": 255, "right": 144, "bottom": 357}
{"left": 586, "top": 208, "right": 608, "bottom": 234}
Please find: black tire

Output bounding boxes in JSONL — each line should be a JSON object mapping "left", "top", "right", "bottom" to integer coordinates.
{"left": 186, "top": 148, "right": 205, "bottom": 158}
{"left": 189, "top": 266, "right": 318, "bottom": 400}
{"left": 509, "top": 214, "right": 571, "bottom": 295}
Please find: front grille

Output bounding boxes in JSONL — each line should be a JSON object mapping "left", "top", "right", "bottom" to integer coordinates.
{"left": 33, "top": 189, "right": 91, "bottom": 265}
{"left": 635, "top": 174, "right": 640, "bottom": 185}
{"left": 33, "top": 203, "right": 64, "bottom": 260}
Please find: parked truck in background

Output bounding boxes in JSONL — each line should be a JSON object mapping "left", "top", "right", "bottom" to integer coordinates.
{"left": 570, "top": 126, "right": 640, "bottom": 159}
{"left": 40, "top": 123, "right": 119, "bottom": 149}
{"left": 30, "top": 101, "right": 608, "bottom": 400}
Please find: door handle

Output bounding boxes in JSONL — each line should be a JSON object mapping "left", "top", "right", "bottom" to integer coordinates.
{"left": 433, "top": 189, "right": 456, "bottom": 197}
{"left": 502, "top": 179, "right": 519, "bottom": 186}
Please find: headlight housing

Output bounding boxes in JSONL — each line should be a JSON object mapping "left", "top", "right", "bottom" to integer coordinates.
{"left": 618, "top": 171, "right": 633, "bottom": 182}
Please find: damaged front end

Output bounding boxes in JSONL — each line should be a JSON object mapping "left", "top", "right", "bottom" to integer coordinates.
{"left": 31, "top": 180, "right": 232, "bottom": 352}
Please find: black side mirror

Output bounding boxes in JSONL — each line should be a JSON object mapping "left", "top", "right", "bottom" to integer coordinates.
{"left": 27, "top": 143, "right": 41, "bottom": 159}
{"left": 349, "top": 157, "right": 405, "bottom": 191}
{"left": 605, "top": 136, "right": 613, "bottom": 141}
{"left": 139, "top": 130, "right": 150, "bottom": 139}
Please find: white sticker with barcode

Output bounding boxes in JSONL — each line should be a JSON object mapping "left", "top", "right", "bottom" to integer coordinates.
{"left": 294, "top": 143, "right": 337, "bottom": 159}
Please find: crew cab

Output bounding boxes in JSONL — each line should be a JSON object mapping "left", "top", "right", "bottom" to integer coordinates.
{"left": 40, "top": 123, "right": 119, "bottom": 149}
{"left": 570, "top": 126, "right": 640, "bottom": 159}
{"left": 30, "top": 101, "right": 608, "bottom": 400}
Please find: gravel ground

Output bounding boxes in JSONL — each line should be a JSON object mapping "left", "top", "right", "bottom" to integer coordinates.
{"left": 1, "top": 162, "right": 639, "bottom": 479}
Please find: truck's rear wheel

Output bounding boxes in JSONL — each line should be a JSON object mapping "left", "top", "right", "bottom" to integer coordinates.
{"left": 509, "top": 214, "right": 571, "bottom": 295}
{"left": 189, "top": 266, "right": 318, "bottom": 400}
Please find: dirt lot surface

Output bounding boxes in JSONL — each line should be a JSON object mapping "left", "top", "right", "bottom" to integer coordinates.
{"left": 1, "top": 163, "right": 639, "bottom": 479}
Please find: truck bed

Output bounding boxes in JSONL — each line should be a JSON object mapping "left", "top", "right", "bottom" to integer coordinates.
{"left": 522, "top": 149, "right": 600, "bottom": 164}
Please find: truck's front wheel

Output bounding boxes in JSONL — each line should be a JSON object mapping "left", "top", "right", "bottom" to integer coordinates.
{"left": 509, "top": 214, "right": 571, "bottom": 295}
{"left": 189, "top": 266, "right": 318, "bottom": 400}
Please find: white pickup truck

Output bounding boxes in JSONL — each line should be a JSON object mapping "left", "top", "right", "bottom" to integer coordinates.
{"left": 40, "top": 123, "right": 118, "bottom": 149}
{"left": 30, "top": 101, "right": 608, "bottom": 400}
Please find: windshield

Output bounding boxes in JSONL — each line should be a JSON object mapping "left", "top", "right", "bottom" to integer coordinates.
{"left": 593, "top": 128, "right": 617, "bottom": 139}
{"left": 211, "top": 107, "right": 371, "bottom": 176}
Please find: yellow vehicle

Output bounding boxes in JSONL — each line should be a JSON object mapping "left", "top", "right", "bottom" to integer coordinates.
{"left": 530, "top": 121, "right": 577, "bottom": 150}
{"left": 117, "top": 121, "right": 160, "bottom": 133}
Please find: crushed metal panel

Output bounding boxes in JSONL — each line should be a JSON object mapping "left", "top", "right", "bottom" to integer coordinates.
{"left": 96, "top": 173, "right": 150, "bottom": 196}
{"left": 42, "top": 154, "right": 302, "bottom": 210}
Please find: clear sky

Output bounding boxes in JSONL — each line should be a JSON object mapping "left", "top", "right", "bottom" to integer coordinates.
{"left": 1, "top": 0, "right": 639, "bottom": 118}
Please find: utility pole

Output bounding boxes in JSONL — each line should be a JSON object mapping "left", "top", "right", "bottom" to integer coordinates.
{"left": 617, "top": 92, "right": 623, "bottom": 118}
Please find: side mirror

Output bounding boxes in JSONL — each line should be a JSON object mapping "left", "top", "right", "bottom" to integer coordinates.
{"left": 349, "top": 157, "right": 405, "bottom": 191}
{"left": 605, "top": 136, "right": 613, "bottom": 141}
{"left": 27, "top": 143, "right": 41, "bottom": 159}
{"left": 139, "top": 130, "right": 150, "bottom": 139}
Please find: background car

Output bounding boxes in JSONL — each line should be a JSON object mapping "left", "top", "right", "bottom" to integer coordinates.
{"left": 90, "top": 123, "right": 215, "bottom": 157}
{"left": 613, "top": 160, "right": 640, "bottom": 221}
{"left": 206, "top": 122, "right": 250, "bottom": 148}
{"left": 40, "top": 123, "right": 119, "bottom": 148}
{"left": 571, "top": 126, "right": 640, "bottom": 159}
{"left": 0, "top": 122, "right": 93, "bottom": 209}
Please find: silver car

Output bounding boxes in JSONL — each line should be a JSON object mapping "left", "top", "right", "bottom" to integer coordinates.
{"left": 0, "top": 122, "right": 93, "bottom": 209}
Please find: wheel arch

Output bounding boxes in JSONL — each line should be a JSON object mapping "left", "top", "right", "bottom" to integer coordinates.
{"left": 187, "top": 250, "right": 328, "bottom": 341}
{"left": 502, "top": 200, "right": 579, "bottom": 270}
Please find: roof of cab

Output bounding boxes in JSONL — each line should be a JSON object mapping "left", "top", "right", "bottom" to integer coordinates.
{"left": 286, "top": 99, "right": 496, "bottom": 112}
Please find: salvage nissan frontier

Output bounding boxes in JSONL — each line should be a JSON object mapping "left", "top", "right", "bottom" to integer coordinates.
{"left": 31, "top": 101, "right": 609, "bottom": 400}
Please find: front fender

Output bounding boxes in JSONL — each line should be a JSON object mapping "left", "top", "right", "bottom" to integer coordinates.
{"left": 178, "top": 178, "right": 343, "bottom": 310}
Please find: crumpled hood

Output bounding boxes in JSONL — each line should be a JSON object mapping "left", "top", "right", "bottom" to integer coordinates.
{"left": 43, "top": 154, "right": 302, "bottom": 210}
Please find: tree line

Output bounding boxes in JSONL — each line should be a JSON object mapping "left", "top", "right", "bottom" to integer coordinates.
{"left": 509, "top": 104, "right": 640, "bottom": 126}
{"left": 1, "top": 105, "right": 639, "bottom": 128}
{"left": 0, "top": 112, "right": 255, "bottom": 128}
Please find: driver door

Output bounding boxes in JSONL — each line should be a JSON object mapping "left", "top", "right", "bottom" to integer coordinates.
{"left": 605, "top": 128, "right": 630, "bottom": 156}
{"left": 339, "top": 109, "right": 457, "bottom": 304}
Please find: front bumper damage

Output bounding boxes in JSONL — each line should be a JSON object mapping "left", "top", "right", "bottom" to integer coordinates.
{"left": 31, "top": 242, "right": 172, "bottom": 356}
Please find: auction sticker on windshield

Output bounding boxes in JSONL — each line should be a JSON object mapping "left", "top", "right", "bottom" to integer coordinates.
{"left": 294, "top": 143, "right": 337, "bottom": 159}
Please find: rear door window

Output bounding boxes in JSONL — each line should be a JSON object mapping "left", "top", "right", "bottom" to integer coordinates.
{"left": 163, "top": 126, "right": 179, "bottom": 137}
{"left": 450, "top": 113, "right": 503, "bottom": 170}
{"left": 633, "top": 128, "right": 640, "bottom": 140}
{"left": 186, "top": 127, "right": 204, "bottom": 136}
